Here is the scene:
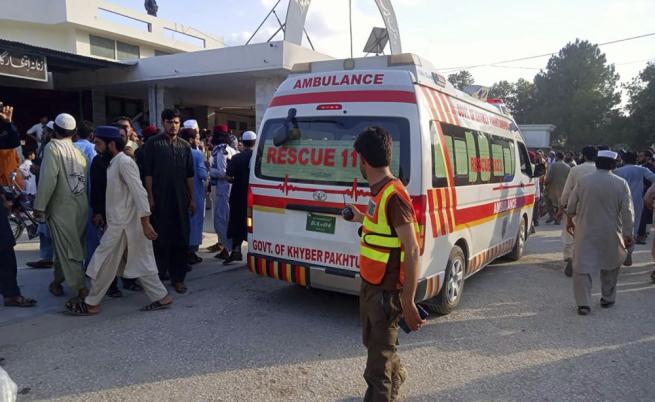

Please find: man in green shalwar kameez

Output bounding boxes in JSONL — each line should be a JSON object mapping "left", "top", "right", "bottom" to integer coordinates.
{"left": 34, "top": 113, "right": 88, "bottom": 300}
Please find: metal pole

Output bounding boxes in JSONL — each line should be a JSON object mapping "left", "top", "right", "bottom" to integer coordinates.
{"left": 266, "top": 24, "right": 286, "bottom": 43}
{"left": 304, "top": 28, "right": 315, "bottom": 51}
{"left": 349, "top": 0, "right": 353, "bottom": 58}
{"left": 246, "top": 0, "right": 282, "bottom": 45}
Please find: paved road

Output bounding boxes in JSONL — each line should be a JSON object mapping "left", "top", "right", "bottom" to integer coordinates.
{"left": 1, "top": 225, "right": 654, "bottom": 402}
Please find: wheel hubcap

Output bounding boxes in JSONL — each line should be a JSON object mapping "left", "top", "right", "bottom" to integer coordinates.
{"left": 447, "top": 258, "right": 464, "bottom": 303}
{"left": 518, "top": 221, "right": 526, "bottom": 251}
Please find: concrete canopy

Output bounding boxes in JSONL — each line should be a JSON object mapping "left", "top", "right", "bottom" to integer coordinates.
{"left": 56, "top": 41, "right": 334, "bottom": 127}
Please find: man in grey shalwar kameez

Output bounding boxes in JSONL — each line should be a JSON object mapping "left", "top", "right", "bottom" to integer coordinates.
{"left": 566, "top": 150, "right": 634, "bottom": 315}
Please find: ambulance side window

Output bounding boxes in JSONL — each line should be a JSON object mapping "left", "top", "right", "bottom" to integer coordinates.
{"left": 430, "top": 121, "right": 449, "bottom": 188}
{"left": 476, "top": 133, "right": 491, "bottom": 183}
{"left": 518, "top": 141, "right": 532, "bottom": 176}
{"left": 465, "top": 131, "right": 478, "bottom": 184}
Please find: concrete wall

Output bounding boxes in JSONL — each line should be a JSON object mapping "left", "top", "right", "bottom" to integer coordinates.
{"left": 0, "top": 21, "right": 77, "bottom": 53}
{"left": 255, "top": 76, "right": 285, "bottom": 131}
{"left": 0, "top": 0, "right": 223, "bottom": 58}
{"left": 519, "top": 124, "right": 556, "bottom": 149}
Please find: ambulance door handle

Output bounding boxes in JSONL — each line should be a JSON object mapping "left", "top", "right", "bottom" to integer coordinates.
{"left": 286, "top": 204, "right": 342, "bottom": 215}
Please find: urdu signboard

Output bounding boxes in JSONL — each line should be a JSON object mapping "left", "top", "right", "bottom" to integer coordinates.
{"left": 0, "top": 49, "right": 48, "bottom": 82}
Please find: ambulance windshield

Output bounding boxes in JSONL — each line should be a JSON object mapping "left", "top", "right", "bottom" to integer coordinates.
{"left": 255, "top": 116, "right": 410, "bottom": 187}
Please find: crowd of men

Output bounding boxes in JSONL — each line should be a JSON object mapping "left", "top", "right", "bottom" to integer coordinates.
{"left": 0, "top": 104, "right": 256, "bottom": 314}
{"left": 4, "top": 102, "right": 655, "bottom": 399}
{"left": 531, "top": 146, "right": 655, "bottom": 315}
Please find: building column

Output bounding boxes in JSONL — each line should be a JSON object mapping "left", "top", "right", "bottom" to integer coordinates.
{"left": 148, "top": 84, "right": 166, "bottom": 127}
{"left": 255, "top": 75, "right": 285, "bottom": 133}
{"left": 92, "top": 90, "right": 107, "bottom": 125}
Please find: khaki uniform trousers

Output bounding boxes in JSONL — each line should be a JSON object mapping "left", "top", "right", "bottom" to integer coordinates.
{"left": 360, "top": 281, "right": 404, "bottom": 402}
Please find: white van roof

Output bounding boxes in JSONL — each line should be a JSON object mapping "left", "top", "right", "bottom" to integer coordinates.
{"left": 290, "top": 53, "right": 514, "bottom": 122}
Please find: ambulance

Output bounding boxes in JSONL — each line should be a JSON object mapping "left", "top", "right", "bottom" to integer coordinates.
{"left": 246, "top": 53, "right": 543, "bottom": 314}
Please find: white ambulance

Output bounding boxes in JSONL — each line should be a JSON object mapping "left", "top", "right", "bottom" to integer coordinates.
{"left": 247, "top": 54, "right": 543, "bottom": 314}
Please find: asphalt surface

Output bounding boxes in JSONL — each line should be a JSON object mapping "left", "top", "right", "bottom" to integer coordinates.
{"left": 1, "top": 224, "right": 654, "bottom": 402}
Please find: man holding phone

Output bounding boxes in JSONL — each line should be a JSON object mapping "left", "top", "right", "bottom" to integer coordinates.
{"left": 345, "top": 126, "right": 425, "bottom": 402}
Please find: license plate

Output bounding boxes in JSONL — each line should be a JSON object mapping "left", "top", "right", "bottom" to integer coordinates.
{"left": 306, "top": 213, "right": 336, "bottom": 234}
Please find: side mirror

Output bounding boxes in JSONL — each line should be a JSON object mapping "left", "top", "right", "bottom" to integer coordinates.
{"left": 532, "top": 163, "right": 546, "bottom": 178}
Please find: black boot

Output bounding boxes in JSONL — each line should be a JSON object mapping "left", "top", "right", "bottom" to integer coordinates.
{"left": 223, "top": 250, "right": 243, "bottom": 265}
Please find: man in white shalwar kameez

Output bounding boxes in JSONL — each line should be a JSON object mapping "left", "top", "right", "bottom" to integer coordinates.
{"left": 65, "top": 126, "right": 172, "bottom": 315}
{"left": 566, "top": 150, "right": 634, "bottom": 316}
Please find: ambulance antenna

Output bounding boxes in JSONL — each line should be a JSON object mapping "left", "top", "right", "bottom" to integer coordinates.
{"left": 349, "top": 0, "right": 354, "bottom": 59}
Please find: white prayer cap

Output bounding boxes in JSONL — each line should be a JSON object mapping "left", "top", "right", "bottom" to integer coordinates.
{"left": 598, "top": 150, "right": 618, "bottom": 160}
{"left": 183, "top": 119, "right": 199, "bottom": 130}
{"left": 54, "top": 113, "right": 76, "bottom": 131}
{"left": 46, "top": 121, "right": 54, "bottom": 130}
{"left": 242, "top": 131, "right": 257, "bottom": 141}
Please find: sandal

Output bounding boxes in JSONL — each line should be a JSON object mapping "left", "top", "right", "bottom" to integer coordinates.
{"left": 48, "top": 282, "right": 64, "bottom": 297}
{"left": 64, "top": 300, "right": 98, "bottom": 316}
{"left": 140, "top": 300, "right": 172, "bottom": 312}
{"left": 173, "top": 282, "right": 188, "bottom": 294}
{"left": 577, "top": 306, "right": 591, "bottom": 316}
{"left": 4, "top": 296, "right": 37, "bottom": 307}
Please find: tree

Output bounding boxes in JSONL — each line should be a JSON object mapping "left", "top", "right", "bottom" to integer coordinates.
{"left": 626, "top": 62, "right": 655, "bottom": 147}
{"left": 489, "top": 80, "right": 513, "bottom": 100}
{"left": 529, "top": 39, "right": 620, "bottom": 146}
{"left": 447, "top": 70, "right": 474, "bottom": 90}
{"left": 511, "top": 78, "right": 536, "bottom": 124}
{"left": 488, "top": 79, "right": 536, "bottom": 124}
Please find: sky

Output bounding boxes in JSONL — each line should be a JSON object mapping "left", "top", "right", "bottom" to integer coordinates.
{"left": 112, "top": 0, "right": 655, "bottom": 100}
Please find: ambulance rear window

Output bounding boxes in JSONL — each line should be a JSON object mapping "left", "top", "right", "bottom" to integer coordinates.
{"left": 255, "top": 116, "right": 410, "bottom": 186}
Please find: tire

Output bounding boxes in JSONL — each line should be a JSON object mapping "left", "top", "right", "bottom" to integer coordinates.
{"left": 422, "top": 246, "right": 466, "bottom": 315}
{"left": 506, "top": 216, "right": 526, "bottom": 261}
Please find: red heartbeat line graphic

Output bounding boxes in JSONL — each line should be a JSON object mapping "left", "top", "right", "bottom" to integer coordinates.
{"left": 251, "top": 175, "right": 370, "bottom": 201}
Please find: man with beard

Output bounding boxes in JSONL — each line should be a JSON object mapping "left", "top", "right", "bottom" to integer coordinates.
{"left": 34, "top": 113, "right": 88, "bottom": 302}
{"left": 65, "top": 126, "right": 172, "bottom": 315}
{"left": 143, "top": 109, "right": 195, "bottom": 293}
{"left": 346, "top": 126, "right": 424, "bottom": 401}
{"left": 566, "top": 150, "right": 634, "bottom": 315}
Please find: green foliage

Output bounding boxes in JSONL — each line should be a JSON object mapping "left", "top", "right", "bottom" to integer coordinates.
{"left": 488, "top": 40, "right": 623, "bottom": 147}
{"left": 489, "top": 79, "right": 536, "bottom": 124}
{"left": 626, "top": 62, "right": 655, "bottom": 146}
{"left": 528, "top": 39, "right": 620, "bottom": 146}
{"left": 447, "top": 70, "right": 475, "bottom": 90}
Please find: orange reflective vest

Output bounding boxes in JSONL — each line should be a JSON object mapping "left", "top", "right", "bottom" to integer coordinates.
{"left": 359, "top": 179, "right": 419, "bottom": 286}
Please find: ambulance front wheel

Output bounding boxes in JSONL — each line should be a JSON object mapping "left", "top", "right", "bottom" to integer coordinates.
{"left": 423, "top": 246, "right": 466, "bottom": 315}
{"left": 506, "top": 216, "right": 527, "bottom": 261}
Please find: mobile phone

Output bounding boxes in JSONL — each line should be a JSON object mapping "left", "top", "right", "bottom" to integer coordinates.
{"left": 342, "top": 194, "right": 354, "bottom": 221}
{"left": 399, "top": 304, "right": 429, "bottom": 334}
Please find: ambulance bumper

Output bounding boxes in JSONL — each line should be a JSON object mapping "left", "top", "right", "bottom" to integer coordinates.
{"left": 247, "top": 253, "right": 361, "bottom": 295}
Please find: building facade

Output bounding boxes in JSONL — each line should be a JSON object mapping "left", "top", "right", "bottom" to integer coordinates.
{"left": 0, "top": 0, "right": 306, "bottom": 133}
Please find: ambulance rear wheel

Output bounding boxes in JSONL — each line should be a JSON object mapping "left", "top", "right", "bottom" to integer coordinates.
{"left": 507, "top": 216, "right": 527, "bottom": 261}
{"left": 424, "top": 246, "right": 465, "bottom": 315}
